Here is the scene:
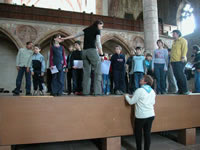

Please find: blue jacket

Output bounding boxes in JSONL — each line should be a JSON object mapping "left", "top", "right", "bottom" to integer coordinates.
{"left": 31, "top": 53, "right": 45, "bottom": 73}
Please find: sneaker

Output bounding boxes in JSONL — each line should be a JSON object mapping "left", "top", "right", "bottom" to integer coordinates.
{"left": 26, "top": 93, "right": 32, "bottom": 96}
{"left": 39, "top": 91, "right": 44, "bottom": 96}
{"left": 183, "top": 91, "right": 191, "bottom": 95}
{"left": 33, "top": 90, "right": 38, "bottom": 96}
{"left": 115, "top": 90, "right": 121, "bottom": 95}
{"left": 106, "top": 92, "right": 110, "bottom": 95}
{"left": 13, "top": 92, "right": 20, "bottom": 96}
{"left": 119, "top": 91, "right": 124, "bottom": 95}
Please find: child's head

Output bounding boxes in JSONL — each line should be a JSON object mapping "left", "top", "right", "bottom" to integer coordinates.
{"left": 68, "top": 45, "right": 74, "bottom": 52}
{"left": 135, "top": 47, "right": 142, "bottom": 55}
{"left": 34, "top": 44, "right": 41, "bottom": 53}
{"left": 193, "top": 45, "right": 200, "bottom": 54}
{"left": 146, "top": 53, "right": 152, "bottom": 61}
{"left": 157, "top": 39, "right": 164, "bottom": 48}
{"left": 26, "top": 41, "right": 33, "bottom": 50}
{"left": 74, "top": 40, "right": 81, "bottom": 50}
{"left": 140, "top": 75, "right": 154, "bottom": 86}
{"left": 52, "top": 34, "right": 62, "bottom": 45}
{"left": 115, "top": 45, "right": 122, "bottom": 54}
{"left": 130, "top": 49, "right": 135, "bottom": 56}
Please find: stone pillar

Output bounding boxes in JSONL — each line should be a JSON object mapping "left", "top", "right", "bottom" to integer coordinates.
{"left": 102, "top": 0, "right": 108, "bottom": 16}
{"left": 190, "top": 0, "right": 200, "bottom": 32}
{"left": 142, "top": 0, "right": 159, "bottom": 53}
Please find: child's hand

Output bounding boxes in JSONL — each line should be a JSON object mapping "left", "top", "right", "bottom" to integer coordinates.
{"left": 26, "top": 67, "right": 30, "bottom": 73}
{"left": 16, "top": 66, "right": 20, "bottom": 71}
{"left": 32, "top": 72, "right": 34, "bottom": 76}
{"left": 73, "top": 66, "right": 77, "bottom": 69}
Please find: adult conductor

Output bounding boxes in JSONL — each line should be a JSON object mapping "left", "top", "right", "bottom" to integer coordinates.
{"left": 62, "top": 20, "right": 104, "bottom": 96}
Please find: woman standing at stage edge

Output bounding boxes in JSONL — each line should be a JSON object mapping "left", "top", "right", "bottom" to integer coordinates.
{"left": 124, "top": 75, "right": 156, "bottom": 150}
{"left": 62, "top": 20, "right": 104, "bottom": 96}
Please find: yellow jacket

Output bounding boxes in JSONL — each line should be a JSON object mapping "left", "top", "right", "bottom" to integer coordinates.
{"left": 170, "top": 37, "right": 188, "bottom": 62}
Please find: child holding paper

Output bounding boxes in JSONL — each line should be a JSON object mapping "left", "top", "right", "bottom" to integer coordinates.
{"left": 31, "top": 44, "right": 45, "bottom": 96}
{"left": 49, "top": 34, "right": 66, "bottom": 96}
{"left": 71, "top": 41, "right": 83, "bottom": 95}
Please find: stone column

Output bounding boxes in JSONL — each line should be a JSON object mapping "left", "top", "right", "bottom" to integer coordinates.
{"left": 142, "top": 0, "right": 159, "bottom": 53}
{"left": 190, "top": 0, "right": 200, "bottom": 32}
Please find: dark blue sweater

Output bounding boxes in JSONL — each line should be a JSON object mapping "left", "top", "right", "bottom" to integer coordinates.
{"left": 111, "top": 53, "right": 125, "bottom": 71}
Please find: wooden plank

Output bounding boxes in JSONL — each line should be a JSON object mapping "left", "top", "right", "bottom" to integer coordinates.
{"left": 178, "top": 128, "right": 196, "bottom": 145}
{"left": 0, "top": 95, "right": 199, "bottom": 145}
{"left": 102, "top": 137, "right": 121, "bottom": 150}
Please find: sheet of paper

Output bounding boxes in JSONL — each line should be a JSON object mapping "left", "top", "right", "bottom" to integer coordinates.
{"left": 74, "top": 60, "right": 83, "bottom": 69}
{"left": 50, "top": 65, "right": 59, "bottom": 74}
{"left": 101, "top": 60, "right": 111, "bottom": 75}
{"left": 185, "top": 62, "right": 193, "bottom": 69}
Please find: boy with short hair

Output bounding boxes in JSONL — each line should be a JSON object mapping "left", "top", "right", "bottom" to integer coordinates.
{"left": 71, "top": 41, "right": 83, "bottom": 95}
{"left": 111, "top": 45, "right": 126, "bottom": 95}
{"left": 13, "top": 41, "right": 33, "bottom": 96}
{"left": 130, "top": 47, "right": 146, "bottom": 90}
{"left": 31, "top": 44, "right": 45, "bottom": 96}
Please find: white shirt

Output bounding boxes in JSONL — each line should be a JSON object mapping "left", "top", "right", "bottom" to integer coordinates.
{"left": 125, "top": 87, "right": 156, "bottom": 119}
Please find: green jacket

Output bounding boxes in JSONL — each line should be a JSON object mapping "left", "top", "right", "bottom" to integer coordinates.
{"left": 16, "top": 48, "right": 33, "bottom": 67}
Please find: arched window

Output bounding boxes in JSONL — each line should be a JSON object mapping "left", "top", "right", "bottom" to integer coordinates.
{"left": 180, "top": 4, "right": 195, "bottom": 36}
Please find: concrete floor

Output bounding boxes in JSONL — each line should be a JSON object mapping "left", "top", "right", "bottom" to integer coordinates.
{"left": 14, "top": 129, "right": 200, "bottom": 150}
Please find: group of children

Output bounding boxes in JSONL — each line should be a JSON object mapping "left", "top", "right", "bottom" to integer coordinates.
{"left": 12, "top": 37, "right": 199, "bottom": 96}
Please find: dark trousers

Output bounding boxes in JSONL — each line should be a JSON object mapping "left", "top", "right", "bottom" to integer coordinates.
{"left": 15, "top": 67, "right": 31, "bottom": 94}
{"left": 46, "top": 69, "right": 52, "bottom": 93}
{"left": 171, "top": 62, "right": 188, "bottom": 93}
{"left": 51, "top": 70, "right": 64, "bottom": 95}
{"left": 135, "top": 117, "right": 155, "bottom": 150}
{"left": 129, "top": 74, "right": 135, "bottom": 94}
{"left": 67, "top": 69, "right": 73, "bottom": 94}
{"left": 113, "top": 70, "right": 125, "bottom": 92}
{"left": 32, "top": 71, "right": 44, "bottom": 91}
{"left": 109, "top": 72, "right": 114, "bottom": 94}
{"left": 134, "top": 72, "right": 144, "bottom": 90}
{"left": 72, "top": 69, "right": 83, "bottom": 92}
{"left": 154, "top": 64, "right": 166, "bottom": 94}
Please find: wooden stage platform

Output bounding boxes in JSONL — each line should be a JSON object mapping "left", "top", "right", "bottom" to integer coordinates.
{"left": 0, "top": 94, "right": 199, "bottom": 150}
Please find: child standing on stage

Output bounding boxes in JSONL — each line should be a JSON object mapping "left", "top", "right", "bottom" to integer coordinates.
{"left": 111, "top": 45, "right": 126, "bottom": 95}
{"left": 31, "top": 44, "right": 45, "bottom": 96}
{"left": 102, "top": 53, "right": 110, "bottom": 95}
{"left": 66, "top": 45, "right": 74, "bottom": 95}
{"left": 12, "top": 41, "right": 33, "bottom": 96}
{"left": 152, "top": 39, "right": 168, "bottom": 94}
{"left": 130, "top": 47, "right": 146, "bottom": 90}
{"left": 50, "top": 34, "right": 67, "bottom": 96}
{"left": 71, "top": 41, "right": 83, "bottom": 95}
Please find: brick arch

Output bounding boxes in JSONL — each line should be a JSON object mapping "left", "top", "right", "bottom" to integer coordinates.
{"left": 35, "top": 29, "right": 75, "bottom": 46}
{"left": 132, "top": 36, "right": 144, "bottom": 49}
{"left": 102, "top": 34, "right": 132, "bottom": 54}
{"left": 0, "top": 27, "right": 22, "bottom": 49}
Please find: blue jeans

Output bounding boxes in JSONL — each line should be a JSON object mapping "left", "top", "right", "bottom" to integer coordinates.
{"left": 51, "top": 70, "right": 64, "bottom": 95}
{"left": 195, "top": 71, "right": 200, "bottom": 93}
{"left": 154, "top": 63, "right": 166, "bottom": 94}
{"left": 134, "top": 72, "right": 144, "bottom": 90}
{"left": 102, "top": 74, "right": 110, "bottom": 94}
{"left": 171, "top": 62, "right": 188, "bottom": 93}
{"left": 15, "top": 67, "right": 31, "bottom": 94}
